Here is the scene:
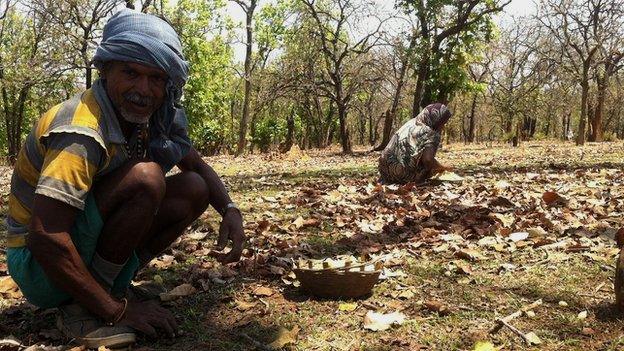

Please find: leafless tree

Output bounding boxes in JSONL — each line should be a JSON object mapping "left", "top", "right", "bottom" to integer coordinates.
{"left": 299, "top": 0, "right": 384, "bottom": 154}
{"left": 537, "top": 0, "right": 620, "bottom": 145}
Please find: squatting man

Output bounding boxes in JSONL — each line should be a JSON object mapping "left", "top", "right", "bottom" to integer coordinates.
{"left": 5, "top": 9, "right": 246, "bottom": 348}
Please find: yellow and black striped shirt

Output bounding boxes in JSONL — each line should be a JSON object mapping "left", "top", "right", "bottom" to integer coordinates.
{"left": 8, "top": 80, "right": 139, "bottom": 235}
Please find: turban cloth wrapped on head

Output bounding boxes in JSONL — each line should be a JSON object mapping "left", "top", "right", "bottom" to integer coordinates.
{"left": 92, "top": 8, "right": 191, "bottom": 172}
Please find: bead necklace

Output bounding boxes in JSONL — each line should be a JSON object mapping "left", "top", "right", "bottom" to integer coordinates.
{"left": 124, "top": 123, "right": 147, "bottom": 159}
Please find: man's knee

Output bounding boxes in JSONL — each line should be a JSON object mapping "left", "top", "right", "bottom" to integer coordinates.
{"left": 127, "top": 161, "right": 166, "bottom": 203}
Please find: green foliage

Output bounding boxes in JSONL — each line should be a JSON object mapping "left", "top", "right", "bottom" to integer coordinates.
{"left": 253, "top": 115, "right": 286, "bottom": 152}
{"left": 399, "top": 0, "right": 502, "bottom": 103}
{"left": 167, "top": 0, "right": 235, "bottom": 150}
{"left": 194, "top": 119, "right": 229, "bottom": 155}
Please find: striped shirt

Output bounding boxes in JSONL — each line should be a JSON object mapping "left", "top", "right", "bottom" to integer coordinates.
{"left": 7, "top": 79, "right": 149, "bottom": 235}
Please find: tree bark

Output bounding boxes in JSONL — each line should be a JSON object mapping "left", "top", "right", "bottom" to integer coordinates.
{"left": 337, "top": 103, "right": 352, "bottom": 154}
{"left": 412, "top": 54, "right": 429, "bottom": 118}
{"left": 576, "top": 64, "right": 590, "bottom": 146}
{"left": 281, "top": 108, "right": 295, "bottom": 152}
{"left": 235, "top": 1, "right": 257, "bottom": 156}
{"left": 467, "top": 93, "right": 477, "bottom": 143}
{"left": 590, "top": 73, "right": 607, "bottom": 142}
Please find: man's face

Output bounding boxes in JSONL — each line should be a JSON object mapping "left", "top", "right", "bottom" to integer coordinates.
{"left": 101, "top": 61, "right": 168, "bottom": 124}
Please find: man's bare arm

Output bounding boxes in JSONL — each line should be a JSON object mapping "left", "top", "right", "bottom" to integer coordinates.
{"left": 177, "top": 147, "right": 245, "bottom": 263}
{"left": 177, "top": 147, "right": 233, "bottom": 215}
{"left": 27, "top": 195, "right": 123, "bottom": 321}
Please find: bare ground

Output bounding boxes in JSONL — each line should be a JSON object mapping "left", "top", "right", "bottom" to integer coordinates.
{"left": 2, "top": 141, "right": 624, "bottom": 350}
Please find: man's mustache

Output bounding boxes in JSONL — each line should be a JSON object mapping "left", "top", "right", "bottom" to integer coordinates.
{"left": 123, "top": 92, "right": 154, "bottom": 108}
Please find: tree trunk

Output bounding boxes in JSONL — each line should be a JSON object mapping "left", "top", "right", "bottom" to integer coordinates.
{"left": 374, "top": 36, "right": 414, "bottom": 151}
{"left": 412, "top": 56, "right": 429, "bottom": 118}
{"left": 86, "top": 67, "right": 92, "bottom": 89}
{"left": 4, "top": 87, "right": 29, "bottom": 162}
{"left": 576, "top": 68, "right": 590, "bottom": 146}
{"left": 368, "top": 111, "right": 374, "bottom": 145}
{"left": 235, "top": 1, "right": 256, "bottom": 156}
{"left": 282, "top": 108, "right": 295, "bottom": 152}
{"left": 467, "top": 93, "right": 477, "bottom": 143}
{"left": 322, "top": 102, "right": 335, "bottom": 148}
{"left": 337, "top": 103, "right": 352, "bottom": 154}
{"left": 591, "top": 75, "right": 607, "bottom": 142}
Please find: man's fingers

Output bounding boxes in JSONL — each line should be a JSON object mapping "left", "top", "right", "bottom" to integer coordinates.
{"left": 139, "top": 323, "right": 157, "bottom": 338}
{"left": 223, "top": 244, "right": 243, "bottom": 263}
{"left": 216, "top": 223, "right": 229, "bottom": 250}
{"left": 154, "top": 315, "right": 175, "bottom": 337}
{"left": 157, "top": 307, "right": 178, "bottom": 334}
{"left": 166, "top": 313, "right": 178, "bottom": 334}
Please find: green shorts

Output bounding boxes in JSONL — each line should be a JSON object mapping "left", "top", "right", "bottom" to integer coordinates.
{"left": 7, "top": 194, "right": 139, "bottom": 309}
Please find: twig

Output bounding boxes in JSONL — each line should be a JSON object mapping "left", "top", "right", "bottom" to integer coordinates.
{"left": 498, "top": 319, "right": 533, "bottom": 345}
{"left": 490, "top": 299, "right": 542, "bottom": 334}
{"left": 577, "top": 292, "right": 605, "bottom": 300}
{"left": 239, "top": 333, "right": 273, "bottom": 351}
{"left": 594, "top": 282, "right": 606, "bottom": 293}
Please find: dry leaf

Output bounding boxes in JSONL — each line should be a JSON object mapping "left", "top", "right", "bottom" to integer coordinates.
{"left": 423, "top": 300, "right": 449, "bottom": 315}
{"left": 0, "top": 337, "right": 21, "bottom": 351}
{"left": 509, "top": 232, "right": 529, "bottom": 242}
{"left": 150, "top": 254, "right": 175, "bottom": 269}
{"left": 235, "top": 300, "right": 257, "bottom": 311}
{"left": 489, "top": 196, "right": 515, "bottom": 208}
{"left": 338, "top": 302, "right": 358, "bottom": 312}
{"left": 490, "top": 213, "right": 514, "bottom": 227}
{"left": 436, "top": 172, "right": 464, "bottom": 182}
{"left": 581, "top": 327, "right": 595, "bottom": 336}
{"left": 0, "top": 276, "right": 18, "bottom": 294}
{"left": 363, "top": 311, "right": 406, "bottom": 331}
{"left": 398, "top": 290, "right": 415, "bottom": 299}
{"left": 473, "top": 341, "right": 496, "bottom": 351}
{"left": 253, "top": 286, "right": 275, "bottom": 297}
{"left": 455, "top": 249, "right": 482, "bottom": 261}
{"left": 455, "top": 262, "right": 473, "bottom": 275}
{"left": 267, "top": 326, "right": 300, "bottom": 349}
{"left": 187, "top": 231, "right": 208, "bottom": 241}
{"left": 292, "top": 216, "right": 305, "bottom": 229}
{"left": 542, "top": 191, "right": 566, "bottom": 206}
{"left": 527, "top": 227, "right": 547, "bottom": 238}
{"left": 159, "top": 283, "right": 197, "bottom": 302}
{"left": 525, "top": 332, "right": 542, "bottom": 345}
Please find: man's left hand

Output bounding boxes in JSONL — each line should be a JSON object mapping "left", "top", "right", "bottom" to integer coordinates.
{"left": 215, "top": 209, "right": 246, "bottom": 264}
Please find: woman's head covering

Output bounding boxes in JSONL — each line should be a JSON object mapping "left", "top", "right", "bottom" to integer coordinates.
{"left": 415, "top": 103, "right": 452, "bottom": 130}
{"left": 92, "top": 8, "right": 191, "bottom": 172}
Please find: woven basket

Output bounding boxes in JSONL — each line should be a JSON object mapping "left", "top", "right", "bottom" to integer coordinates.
{"left": 293, "top": 260, "right": 382, "bottom": 298}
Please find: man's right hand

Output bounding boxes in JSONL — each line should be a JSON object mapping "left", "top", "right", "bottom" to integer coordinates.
{"left": 119, "top": 300, "right": 178, "bottom": 338}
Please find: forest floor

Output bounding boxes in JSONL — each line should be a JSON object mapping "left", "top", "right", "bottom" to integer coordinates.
{"left": 2, "top": 141, "right": 624, "bottom": 350}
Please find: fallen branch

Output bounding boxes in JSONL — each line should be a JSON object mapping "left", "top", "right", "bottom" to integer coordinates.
{"left": 498, "top": 318, "right": 536, "bottom": 345}
{"left": 490, "top": 299, "right": 542, "bottom": 334}
{"left": 240, "top": 333, "right": 273, "bottom": 351}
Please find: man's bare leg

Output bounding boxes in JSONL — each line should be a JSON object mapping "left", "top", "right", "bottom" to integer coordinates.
{"left": 93, "top": 161, "right": 166, "bottom": 265}
{"left": 138, "top": 171, "right": 210, "bottom": 262}
{"left": 92, "top": 160, "right": 210, "bottom": 270}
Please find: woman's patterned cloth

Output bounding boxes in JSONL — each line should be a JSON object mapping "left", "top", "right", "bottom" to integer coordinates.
{"left": 378, "top": 103, "right": 451, "bottom": 184}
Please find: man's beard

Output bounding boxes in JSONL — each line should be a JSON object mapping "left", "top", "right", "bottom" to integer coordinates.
{"left": 119, "top": 108, "right": 151, "bottom": 124}
{"left": 120, "top": 92, "right": 156, "bottom": 124}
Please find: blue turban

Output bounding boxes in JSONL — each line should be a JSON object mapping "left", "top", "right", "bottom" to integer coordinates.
{"left": 92, "top": 8, "right": 191, "bottom": 172}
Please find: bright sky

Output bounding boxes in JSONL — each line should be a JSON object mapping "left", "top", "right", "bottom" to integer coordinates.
{"left": 225, "top": 0, "right": 538, "bottom": 61}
